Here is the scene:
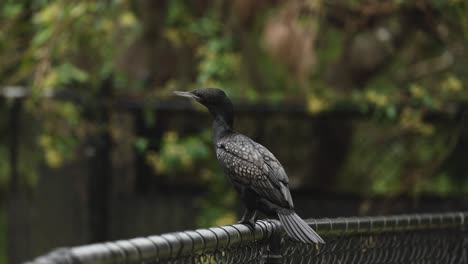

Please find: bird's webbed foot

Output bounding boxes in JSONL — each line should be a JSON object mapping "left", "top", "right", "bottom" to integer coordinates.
{"left": 237, "top": 209, "right": 257, "bottom": 229}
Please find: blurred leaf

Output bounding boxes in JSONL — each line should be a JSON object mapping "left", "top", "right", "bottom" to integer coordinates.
{"left": 2, "top": 3, "right": 22, "bottom": 18}
{"left": 134, "top": 137, "right": 149, "bottom": 153}
{"left": 56, "top": 63, "right": 89, "bottom": 84}
{"left": 385, "top": 105, "right": 397, "bottom": 120}
{"left": 119, "top": 11, "right": 137, "bottom": 27}
{"left": 441, "top": 74, "right": 463, "bottom": 93}
{"left": 307, "top": 95, "right": 328, "bottom": 114}
{"left": 32, "top": 26, "right": 53, "bottom": 46}
{"left": 33, "top": 2, "right": 60, "bottom": 24}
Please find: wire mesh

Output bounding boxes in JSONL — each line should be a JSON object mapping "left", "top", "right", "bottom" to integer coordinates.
{"left": 151, "top": 241, "right": 270, "bottom": 264}
{"left": 26, "top": 212, "right": 468, "bottom": 264}
{"left": 282, "top": 228, "right": 467, "bottom": 263}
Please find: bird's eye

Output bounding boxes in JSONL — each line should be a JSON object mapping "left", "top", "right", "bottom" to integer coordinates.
{"left": 194, "top": 92, "right": 205, "bottom": 101}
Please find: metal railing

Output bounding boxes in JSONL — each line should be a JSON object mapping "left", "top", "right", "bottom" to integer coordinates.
{"left": 26, "top": 212, "right": 468, "bottom": 264}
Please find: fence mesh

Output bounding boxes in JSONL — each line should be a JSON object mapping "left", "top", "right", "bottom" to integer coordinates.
{"left": 157, "top": 241, "right": 270, "bottom": 264}
{"left": 282, "top": 228, "right": 467, "bottom": 263}
{"left": 27, "top": 212, "right": 468, "bottom": 264}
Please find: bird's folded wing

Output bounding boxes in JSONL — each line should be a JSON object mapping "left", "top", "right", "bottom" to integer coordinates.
{"left": 216, "top": 134, "right": 293, "bottom": 208}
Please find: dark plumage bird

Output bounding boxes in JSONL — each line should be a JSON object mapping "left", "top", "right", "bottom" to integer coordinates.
{"left": 174, "top": 88, "right": 324, "bottom": 244}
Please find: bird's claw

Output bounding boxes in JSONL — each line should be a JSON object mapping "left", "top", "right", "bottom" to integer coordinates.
{"left": 238, "top": 219, "right": 256, "bottom": 229}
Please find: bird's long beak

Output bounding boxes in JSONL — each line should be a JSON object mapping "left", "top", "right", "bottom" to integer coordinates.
{"left": 173, "top": 91, "right": 200, "bottom": 100}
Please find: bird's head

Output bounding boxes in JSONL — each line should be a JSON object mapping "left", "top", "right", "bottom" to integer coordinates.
{"left": 173, "top": 87, "right": 234, "bottom": 126}
{"left": 173, "top": 88, "right": 228, "bottom": 107}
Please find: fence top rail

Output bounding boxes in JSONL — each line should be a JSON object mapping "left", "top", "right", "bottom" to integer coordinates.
{"left": 308, "top": 212, "right": 468, "bottom": 235}
{"left": 26, "top": 211, "right": 468, "bottom": 264}
{"left": 27, "top": 219, "right": 281, "bottom": 264}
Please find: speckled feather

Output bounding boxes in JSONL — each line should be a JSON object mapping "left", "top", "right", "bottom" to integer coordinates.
{"left": 216, "top": 133, "right": 294, "bottom": 209}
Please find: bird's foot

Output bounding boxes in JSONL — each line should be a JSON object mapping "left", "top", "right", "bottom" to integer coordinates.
{"left": 238, "top": 209, "right": 257, "bottom": 229}
{"left": 237, "top": 219, "right": 256, "bottom": 229}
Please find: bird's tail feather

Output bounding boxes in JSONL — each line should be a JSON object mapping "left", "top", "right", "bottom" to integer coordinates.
{"left": 277, "top": 210, "right": 325, "bottom": 244}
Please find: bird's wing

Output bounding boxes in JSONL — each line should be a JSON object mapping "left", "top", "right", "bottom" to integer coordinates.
{"left": 216, "top": 134, "right": 293, "bottom": 208}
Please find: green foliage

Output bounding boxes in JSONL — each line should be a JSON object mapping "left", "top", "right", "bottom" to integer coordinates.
{"left": 0, "top": 0, "right": 140, "bottom": 190}
{"left": 28, "top": 0, "right": 139, "bottom": 89}
{"left": 197, "top": 39, "right": 241, "bottom": 88}
{"left": 145, "top": 131, "right": 210, "bottom": 175}
{"left": 315, "top": 27, "right": 344, "bottom": 75}
{"left": 144, "top": 129, "right": 236, "bottom": 226}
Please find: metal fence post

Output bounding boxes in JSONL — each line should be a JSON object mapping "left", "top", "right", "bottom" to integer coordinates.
{"left": 265, "top": 223, "right": 282, "bottom": 264}
{"left": 88, "top": 78, "right": 113, "bottom": 242}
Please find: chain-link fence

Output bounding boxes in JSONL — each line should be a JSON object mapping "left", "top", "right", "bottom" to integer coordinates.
{"left": 27, "top": 212, "right": 468, "bottom": 264}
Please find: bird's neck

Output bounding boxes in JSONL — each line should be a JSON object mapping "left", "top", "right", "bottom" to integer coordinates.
{"left": 209, "top": 99, "right": 234, "bottom": 144}
{"left": 212, "top": 114, "right": 233, "bottom": 143}
{"left": 210, "top": 93, "right": 238, "bottom": 137}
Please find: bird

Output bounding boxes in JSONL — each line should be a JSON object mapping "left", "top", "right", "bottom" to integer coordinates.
{"left": 173, "top": 88, "right": 325, "bottom": 244}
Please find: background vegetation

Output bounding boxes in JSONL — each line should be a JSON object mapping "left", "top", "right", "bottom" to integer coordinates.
{"left": 1, "top": 0, "right": 468, "bottom": 262}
